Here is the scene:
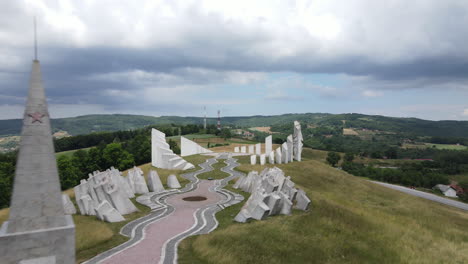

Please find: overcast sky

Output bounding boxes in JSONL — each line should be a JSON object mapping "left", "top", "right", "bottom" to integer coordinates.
{"left": 1, "top": 0, "right": 468, "bottom": 120}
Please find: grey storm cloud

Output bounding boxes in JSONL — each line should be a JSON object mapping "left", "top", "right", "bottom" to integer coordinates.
{"left": 1, "top": 0, "right": 468, "bottom": 117}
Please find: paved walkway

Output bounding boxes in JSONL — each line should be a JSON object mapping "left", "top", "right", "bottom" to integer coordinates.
{"left": 370, "top": 181, "right": 468, "bottom": 211}
{"left": 102, "top": 181, "right": 222, "bottom": 264}
{"left": 84, "top": 154, "right": 244, "bottom": 264}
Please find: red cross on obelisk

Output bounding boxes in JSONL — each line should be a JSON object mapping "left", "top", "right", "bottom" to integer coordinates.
{"left": 28, "top": 112, "right": 45, "bottom": 123}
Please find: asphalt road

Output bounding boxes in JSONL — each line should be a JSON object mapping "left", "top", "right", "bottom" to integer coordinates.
{"left": 370, "top": 181, "right": 468, "bottom": 211}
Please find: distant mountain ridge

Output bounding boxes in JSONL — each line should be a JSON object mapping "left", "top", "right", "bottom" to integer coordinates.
{"left": 1, "top": 113, "right": 468, "bottom": 138}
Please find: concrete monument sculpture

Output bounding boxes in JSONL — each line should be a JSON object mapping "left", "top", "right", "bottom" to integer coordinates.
{"left": 293, "top": 121, "right": 303, "bottom": 161}
{"left": 74, "top": 167, "right": 138, "bottom": 221}
{"left": 275, "top": 148, "right": 282, "bottom": 164}
{"left": 128, "top": 167, "right": 149, "bottom": 194}
{"left": 287, "top": 135, "right": 294, "bottom": 163}
{"left": 241, "top": 146, "right": 247, "bottom": 153}
{"left": 0, "top": 59, "right": 76, "bottom": 263}
{"left": 181, "top": 136, "right": 213, "bottom": 156}
{"left": 265, "top": 135, "right": 272, "bottom": 156}
{"left": 233, "top": 167, "right": 310, "bottom": 223}
{"left": 147, "top": 170, "right": 165, "bottom": 193}
{"left": 250, "top": 155, "right": 257, "bottom": 165}
{"left": 268, "top": 151, "right": 275, "bottom": 164}
{"left": 248, "top": 145, "right": 255, "bottom": 154}
{"left": 260, "top": 154, "right": 266, "bottom": 165}
{"left": 96, "top": 200, "right": 125, "bottom": 223}
{"left": 62, "top": 194, "right": 76, "bottom": 215}
{"left": 167, "top": 174, "right": 182, "bottom": 189}
{"left": 255, "top": 143, "right": 261, "bottom": 155}
{"left": 281, "top": 143, "right": 289, "bottom": 164}
{"left": 152, "top": 128, "right": 195, "bottom": 170}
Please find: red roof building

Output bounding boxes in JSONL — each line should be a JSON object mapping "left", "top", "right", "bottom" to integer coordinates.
{"left": 450, "top": 184, "right": 465, "bottom": 195}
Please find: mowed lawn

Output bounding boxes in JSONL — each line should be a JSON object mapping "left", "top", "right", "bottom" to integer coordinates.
{"left": 178, "top": 148, "right": 468, "bottom": 264}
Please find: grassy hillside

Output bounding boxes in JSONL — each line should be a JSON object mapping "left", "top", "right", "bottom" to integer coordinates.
{"left": 178, "top": 149, "right": 468, "bottom": 264}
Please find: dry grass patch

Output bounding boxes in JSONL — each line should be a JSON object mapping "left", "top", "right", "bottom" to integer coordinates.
{"left": 0, "top": 208, "right": 9, "bottom": 225}
{"left": 343, "top": 128, "right": 359, "bottom": 136}
{"left": 211, "top": 143, "right": 281, "bottom": 154}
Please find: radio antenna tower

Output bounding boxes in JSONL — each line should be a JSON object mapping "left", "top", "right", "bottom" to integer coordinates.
{"left": 217, "top": 110, "right": 221, "bottom": 130}
{"left": 204, "top": 106, "right": 207, "bottom": 130}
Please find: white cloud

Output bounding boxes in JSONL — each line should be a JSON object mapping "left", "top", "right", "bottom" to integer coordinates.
{"left": 4, "top": 0, "right": 467, "bottom": 64}
{"left": 362, "top": 89, "right": 383, "bottom": 97}
{"left": 264, "top": 90, "right": 300, "bottom": 101}
{"left": 87, "top": 68, "right": 265, "bottom": 86}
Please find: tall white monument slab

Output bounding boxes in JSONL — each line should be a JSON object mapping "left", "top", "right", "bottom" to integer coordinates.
{"left": 167, "top": 174, "right": 182, "bottom": 189}
{"left": 287, "top": 135, "right": 294, "bottom": 163}
{"left": 152, "top": 129, "right": 195, "bottom": 170}
{"left": 255, "top": 143, "right": 261, "bottom": 155}
{"left": 293, "top": 121, "right": 303, "bottom": 161}
{"left": 147, "top": 170, "right": 165, "bottom": 193}
{"left": 268, "top": 151, "right": 275, "bottom": 164}
{"left": 265, "top": 135, "right": 272, "bottom": 156}
{"left": 0, "top": 60, "right": 75, "bottom": 263}
{"left": 181, "top": 136, "right": 213, "bottom": 157}
{"left": 248, "top": 145, "right": 255, "bottom": 154}
{"left": 275, "top": 148, "right": 282, "bottom": 164}
{"left": 250, "top": 155, "right": 257, "bottom": 165}
{"left": 241, "top": 146, "right": 247, "bottom": 153}
{"left": 281, "top": 143, "right": 289, "bottom": 164}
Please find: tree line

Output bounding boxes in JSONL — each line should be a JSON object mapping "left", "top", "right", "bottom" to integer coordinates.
{"left": 326, "top": 151, "right": 468, "bottom": 202}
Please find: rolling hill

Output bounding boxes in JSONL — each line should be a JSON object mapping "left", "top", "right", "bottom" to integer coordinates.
{"left": 1, "top": 113, "right": 468, "bottom": 138}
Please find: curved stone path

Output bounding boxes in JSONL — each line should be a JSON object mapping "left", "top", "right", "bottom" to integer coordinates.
{"left": 83, "top": 154, "right": 244, "bottom": 264}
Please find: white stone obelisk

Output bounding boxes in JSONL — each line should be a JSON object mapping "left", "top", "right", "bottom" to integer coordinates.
{"left": 265, "top": 135, "right": 272, "bottom": 156}
{"left": 255, "top": 143, "right": 261, "bottom": 155}
{"left": 0, "top": 59, "right": 75, "bottom": 263}
{"left": 293, "top": 121, "right": 303, "bottom": 161}
{"left": 287, "top": 135, "right": 294, "bottom": 163}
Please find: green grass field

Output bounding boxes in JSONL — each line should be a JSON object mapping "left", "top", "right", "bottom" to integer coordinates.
{"left": 167, "top": 134, "right": 254, "bottom": 148}
{"left": 403, "top": 142, "right": 467, "bottom": 150}
{"left": 197, "top": 160, "right": 229, "bottom": 180}
{"left": 178, "top": 148, "right": 468, "bottom": 264}
{"left": 425, "top": 143, "right": 467, "bottom": 150}
{"left": 55, "top": 147, "right": 93, "bottom": 158}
